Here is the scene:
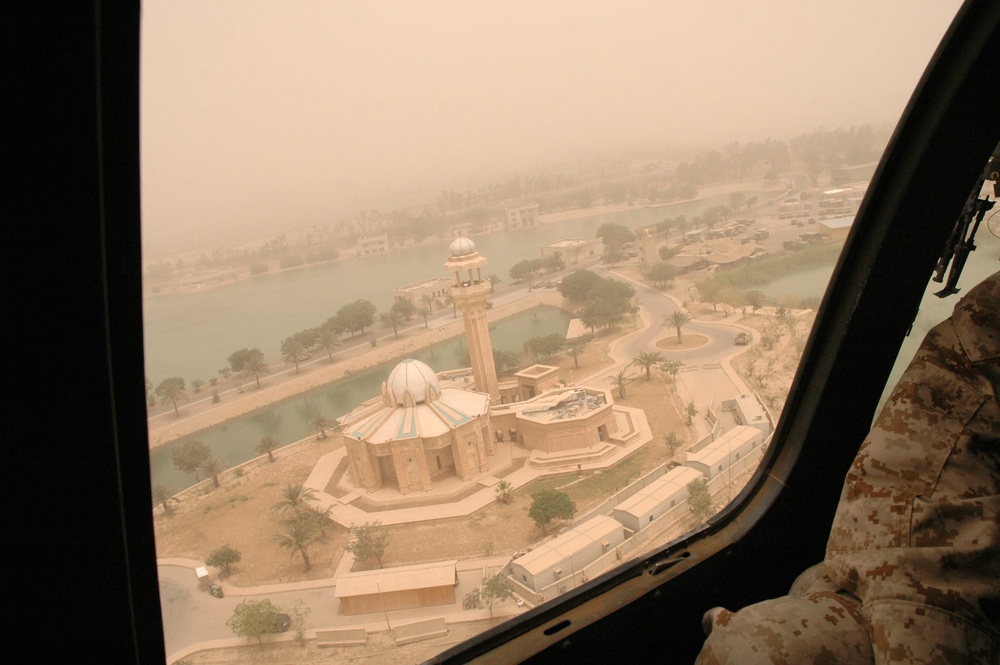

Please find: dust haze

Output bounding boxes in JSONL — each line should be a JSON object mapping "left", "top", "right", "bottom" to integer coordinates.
{"left": 141, "top": 0, "right": 961, "bottom": 256}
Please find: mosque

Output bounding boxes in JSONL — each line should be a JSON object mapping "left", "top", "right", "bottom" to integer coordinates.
{"left": 338, "top": 237, "right": 645, "bottom": 495}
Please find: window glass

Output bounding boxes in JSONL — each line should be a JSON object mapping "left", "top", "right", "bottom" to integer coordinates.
{"left": 141, "top": 2, "right": 963, "bottom": 661}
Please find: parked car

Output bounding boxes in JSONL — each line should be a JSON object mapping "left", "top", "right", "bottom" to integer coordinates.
{"left": 269, "top": 612, "right": 291, "bottom": 633}
{"left": 734, "top": 332, "right": 751, "bottom": 345}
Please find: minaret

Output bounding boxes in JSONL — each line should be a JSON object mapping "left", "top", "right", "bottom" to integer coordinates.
{"left": 444, "top": 237, "right": 499, "bottom": 400}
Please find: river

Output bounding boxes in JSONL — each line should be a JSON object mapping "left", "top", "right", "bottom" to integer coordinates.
{"left": 142, "top": 192, "right": 765, "bottom": 382}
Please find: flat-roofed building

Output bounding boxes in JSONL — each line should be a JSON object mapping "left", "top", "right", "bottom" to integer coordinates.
{"left": 831, "top": 161, "right": 877, "bottom": 185}
{"left": 510, "top": 516, "right": 625, "bottom": 592}
{"left": 684, "top": 425, "right": 765, "bottom": 481}
{"left": 818, "top": 215, "right": 855, "bottom": 241}
{"left": 335, "top": 560, "right": 458, "bottom": 615}
{"left": 491, "top": 386, "right": 618, "bottom": 453}
{"left": 612, "top": 466, "right": 703, "bottom": 533}
{"left": 392, "top": 276, "right": 452, "bottom": 311}
{"left": 540, "top": 238, "right": 603, "bottom": 265}
{"left": 505, "top": 202, "right": 539, "bottom": 228}
{"left": 358, "top": 233, "right": 388, "bottom": 255}
{"left": 732, "top": 393, "right": 770, "bottom": 437}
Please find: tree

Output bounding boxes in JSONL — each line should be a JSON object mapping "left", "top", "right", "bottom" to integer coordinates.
{"left": 523, "top": 333, "right": 566, "bottom": 361}
{"left": 256, "top": 435, "right": 279, "bottom": 463}
{"left": 481, "top": 573, "right": 516, "bottom": 619}
{"left": 315, "top": 326, "right": 340, "bottom": 362}
{"left": 665, "top": 310, "right": 692, "bottom": 344}
{"left": 559, "top": 269, "right": 602, "bottom": 303}
{"left": 686, "top": 401, "right": 698, "bottom": 425}
{"left": 345, "top": 520, "right": 391, "bottom": 568}
{"left": 665, "top": 432, "right": 681, "bottom": 454}
{"left": 418, "top": 306, "right": 431, "bottom": 328}
{"left": 688, "top": 478, "right": 715, "bottom": 523}
{"left": 171, "top": 440, "right": 211, "bottom": 480}
{"left": 227, "top": 598, "right": 286, "bottom": 647}
{"left": 280, "top": 335, "right": 309, "bottom": 373}
{"left": 567, "top": 344, "right": 583, "bottom": 369}
{"left": 202, "top": 456, "right": 224, "bottom": 488}
{"left": 660, "top": 359, "right": 683, "bottom": 384}
{"left": 390, "top": 298, "right": 416, "bottom": 320}
{"left": 145, "top": 376, "right": 156, "bottom": 406}
{"left": 528, "top": 489, "right": 576, "bottom": 535}
{"left": 152, "top": 484, "right": 176, "bottom": 516}
{"left": 495, "top": 480, "right": 513, "bottom": 504}
{"left": 642, "top": 262, "right": 679, "bottom": 288}
{"left": 229, "top": 347, "right": 269, "bottom": 388}
{"left": 155, "top": 377, "right": 187, "bottom": 416}
{"left": 335, "top": 299, "right": 377, "bottom": 335}
{"left": 600, "top": 248, "right": 626, "bottom": 267}
{"left": 487, "top": 273, "right": 501, "bottom": 293}
{"left": 608, "top": 368, "right": 632, "bottom": 399}
{"left": 206, "top": 544, "right": 242, "bottom": 577}
{"left": 273, "top": 513, "right": 326, "bottom": 572}
{"left": 462, "top": 587, "right": 483, "bottom": 610}
{"left": 379, "top": 309, "right": 406, "bottom": 339}
{"left": 308, "top": 413, "right": 331, "bottom": 439}
{"left": 190, "top": 378, "right": 205, "bottom": 393}
{"left": 595, "top": 222, "right": 635, "bottom": 249}
{"left": 744, "top": 290, "right": 766, "bottom": 314}
{"left": 509, "top": 258, "right": 542, "bottom": 291}
{"left": 273, "top": 484, "right": 319, "bottom": 517}
{"left": 632, "top": 350, "right": 663, "bottom": 380}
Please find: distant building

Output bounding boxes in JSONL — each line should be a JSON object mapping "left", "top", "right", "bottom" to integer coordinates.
{"left": 505, "top": 202, "right": 539, "bottom": 228}
{"left": 818, "top": 215, "right": 855, "bottom": 241}
{"left": 358, "top": 233, "right": 388, "bottom": 255}
{"left": 831, "top": 162, "right": 878, "bottom": 186}
{"left": 392, "top": 277, "right": 452, "bottom": 311}
{"left": 510, "top": 516, "right": 626, "bottom": 593}
{"left": 540, "top": 238, "right": 603, "bottom": 265}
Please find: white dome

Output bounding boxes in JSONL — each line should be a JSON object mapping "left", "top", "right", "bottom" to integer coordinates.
{"left": 386, "top": 359, "right": 440, "bottom": 405}
{"left": 449, "top": 236, "right": 477, "bottom": 257}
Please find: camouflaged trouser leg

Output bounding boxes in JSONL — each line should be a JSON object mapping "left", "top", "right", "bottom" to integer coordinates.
{"left": 696, "top": 564, "right": 874, "bottom": 665}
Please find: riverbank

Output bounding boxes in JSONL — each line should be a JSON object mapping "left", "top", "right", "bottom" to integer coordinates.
{"left": 147, "top": 289, "right": 566, "bottom": 448}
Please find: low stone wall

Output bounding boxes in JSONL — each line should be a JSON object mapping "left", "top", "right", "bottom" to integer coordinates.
{"left": 393, "top": 617, "right": 448, "bottom": 646}
{"left": 315, "top": 627, "right": 368, "bottom": 647}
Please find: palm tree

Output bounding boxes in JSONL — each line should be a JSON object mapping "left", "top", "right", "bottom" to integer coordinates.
{"left": 567, "top": 345, "right": 583, "bottom": 369}
{"left": 632, "top": 350, "right": 663, "bottom": 380}
{"left": 660, "top": 359, "right": 683, "bottom": 384}
{"left": 241, "top": 350, "right": 269, "bottom": 389}
{"left": 608, "top": 369, "right": 632, "bottom": 399}
{"left": 273, "top": 483, "right": 319, "bottom": 516}
{"left": 151, "top": 484, "right": 176, "bottom": 516}
{"left": 315, "top": 326, "right": 340, "bottom": 362}
{"left": 273, "top": 514, "right": 326, "bottom": 572}
{"left": 255, "top": 435, "right": 279, "bottom": 463}
{"left": 495, "top": 480, "right": 514, "bottom": 504}
{"left": 379, "top": 310, "right": 406, "bottom": 339}
{"left": 155, "top": 377, "right": 187, "bottom": 416}
{"left": 665, "top": 310, "right": 692, "bottom": 344}
{"left": 202, "top": 456, "right": 225, "bottom": 488}
{"left": 308, "top": 413, "right": 331, "bottom": 439}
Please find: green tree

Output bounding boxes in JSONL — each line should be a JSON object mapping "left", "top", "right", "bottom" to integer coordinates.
{"left": 151, "top": 484, "right": 176, "bottom": 516}
{"left": 632, "top": 350, "right": 663, "bottom": 380}
{"left": 155, "top": 377, "right": 187, "bottom": 416}
{"left": 744, "top": 289, "right": 766, "bottom": 314}
{"left": 273, "top": 513, "right": 326, "bottom": 572}
{"left": 226, "top": 599, "right": 286, "bottom": 648}
{"left": 345, "top": 520, "right": 391, "bottom": 568}
{"left": 660, "top": 359, "right": 683, "bottom": 384}
{"left": 463, "top": 587, "right": 483, "bottom": 610}
{"left": 509, "top": 258, "right": 543, "bottom": 290}
{"left": 290, "top": 599, "right": 311, "bottom": 648}
{"left": 495, "top": 480, "right": 513, "bottom": 505}
{"left": 601, "top": 247, "right": 626, "bottom": 267}
{"left": 641, "top": 262, "right": 679, "bottom": 288}
{"left": 171, "top": 440, "right": 211, "bottom": 480}
{"left": 608, "top": 368, "right": 632, "bottom": 399}
{"left": 595, "top": 222, "right": 635, "bottom": 249}
{"left": 665, "top": 432, "right": 681, "bottom": 454}
{"left": 558, "top": 269, "right": 602, "bottom": 303}
{"left": 687, "top": 478, "right": 715, "bottom": 523}
{"left": 686, "top": 401, "right": 698, "bottom": 425}
{"left": 229, "top": 348, "right": 269, "bottom": 388}
{"left": 190, "top": 378, "right": 205, "bottom": 393}
{"left": 273, "top": 484, "right": 319, "bottom": 517}
{"left": 256, "top": 435, "right": 279, "bottom": 463}
{"left": 487, "top": 273, "right": 501, "bottom": 293}
{"left": 528, "top": 489, "right": 576, "bottom": 535}
{"left": 145, "top": 376, "right": 156, "bottom": 406}
{"left": 390, "top": 298, "right": 416, "bottom": 320}
{"left": 315, "top": 326, "right": 340, "bottom": 362}
{"left": 206, "top": 544, "right": 242, "bottom": 577}
{"left": 335, "top": 299, "right": 377, "bottom": 335}
{"left": 418, "top": 306, "right": 431, "bottom": 328}
{"left": 567, "top": 344, "right": 583, "bottom": 369}
{"left": 481, "top": 573, "right": 515, "bottom": 619}
{"left": 308, "top": 413, "right": 331, "bottom": 439}
{"left": 665, "top": 310, "right": 692, "bottom": 344}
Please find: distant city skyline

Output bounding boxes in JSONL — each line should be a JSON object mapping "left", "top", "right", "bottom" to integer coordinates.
{"left": 141, "top": 0, "right": 962, "bottom": 255}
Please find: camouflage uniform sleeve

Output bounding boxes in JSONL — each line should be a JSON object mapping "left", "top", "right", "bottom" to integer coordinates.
{"left": 825, "top": 270, "right": 1000, "bottom": 664}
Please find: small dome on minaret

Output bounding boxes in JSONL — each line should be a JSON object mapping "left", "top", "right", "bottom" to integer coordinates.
{"left": 449, "top": 236, "right": 477, "bottom": 258}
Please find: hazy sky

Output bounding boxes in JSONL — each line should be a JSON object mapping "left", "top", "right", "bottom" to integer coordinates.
{"left": 141, "top": 0, "right": 962, "bottom": 255}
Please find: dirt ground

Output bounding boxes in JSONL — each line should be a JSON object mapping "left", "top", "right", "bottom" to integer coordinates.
{"left": 154, "top": 337, "right": 689, "bottom": 586}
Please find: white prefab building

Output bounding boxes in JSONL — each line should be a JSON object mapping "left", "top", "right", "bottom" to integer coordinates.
{"left": 683, "top": 426, "right": 765, "bottom": 481}
{"left": 612, "top": 466, "right": 704, "bottom": 533}
{"left": 510, "top": 516, "right": 625, "bottom": 593}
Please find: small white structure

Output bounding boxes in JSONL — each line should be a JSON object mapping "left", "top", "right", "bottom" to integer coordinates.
{"left": 505, "top": 202, "right": 539, "bottom": 228}
{"left": 540, "top": 238, "right": 603, "bottom": 265}
{"left": 612, "top": 466, "right": 703, "bottom": 533}
{"left": 684, "top": 426, "right": 764, "bottom": 481}
{"left": 510, "top": 516, "right": 625, "bottom": 593}
{"left": 335, "top": 560, "right": 458, "bottom": 615}
{"left": 731, "top": 394, "right": 770, "bottom": 437}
